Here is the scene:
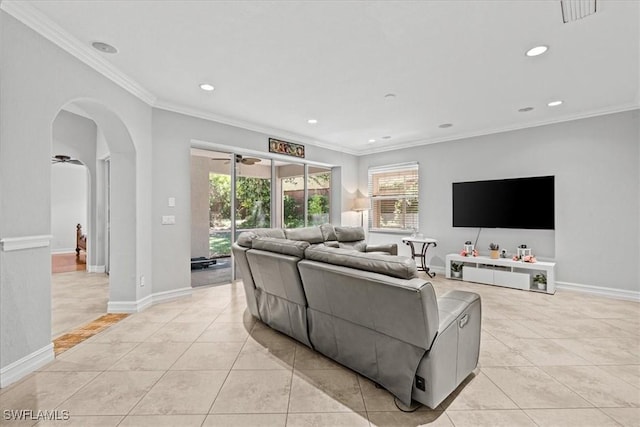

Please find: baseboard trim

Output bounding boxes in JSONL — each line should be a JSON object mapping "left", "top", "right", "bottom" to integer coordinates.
{"left": 87, "top": 265, "right": 106, "bottom": 273}
{"left": 107, "top": 287, "right": 192, "bottom": 313}
{"left": 555, "top": 281, "right": 640, "bottom": 302}
{"left": 0, "top": 344, "right": 54, "bottom": 388}
{"left": 152, "top": 287, "right": 192, "bottom": 304}
{"left": 51, "top": 248, "right": 76, "bottom": 255}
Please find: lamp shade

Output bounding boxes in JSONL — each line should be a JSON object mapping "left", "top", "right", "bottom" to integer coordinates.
{"left": 352, "top": 197, "right": 370, "bottom": 212}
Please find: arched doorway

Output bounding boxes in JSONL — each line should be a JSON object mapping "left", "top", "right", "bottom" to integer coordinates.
{"left": 52, "top": 99, "right": 137, "bottom": 314}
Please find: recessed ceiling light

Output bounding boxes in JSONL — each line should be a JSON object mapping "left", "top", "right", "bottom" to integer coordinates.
{"left": 307, "top": 119, "right": 318, "bottom": 124}
{"left": 525, "top": 45, "right": 548, "bottom": 57}
{"left": 547, "top": 100, "right": 563, "bottom": 107}
{"left": 382, "top": 136, "right": 391, "bottom": 140}
{"left": 199, "top": 83, "right": 215, "bottom": 92}
{"left": 368, "top": 139, "right": 376, "bottom": 143}
{"left": 91, "top": 41, "right": 117, "bottom": 54}
{"left": 518, "top": 107, "right": 535, "bottom": 112}
{"left": 438, "top": 123, "right": 453, "bottom": 128}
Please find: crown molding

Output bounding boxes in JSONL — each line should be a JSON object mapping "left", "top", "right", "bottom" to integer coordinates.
{"left": 154, "top": 100, "right": 360, "bottom": 156}
{"left": 1, "top": 0, "right": 157, "bottom": 105}
{"left": 356, "top": 103, "right": 640, "bottom": 156}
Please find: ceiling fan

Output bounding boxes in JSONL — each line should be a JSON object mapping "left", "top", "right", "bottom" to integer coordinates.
{"left": 51, "top": 154, "right": 83, "bottom": 165}
{"left": 210, "top": 154, "right": 261, "bottom": 165}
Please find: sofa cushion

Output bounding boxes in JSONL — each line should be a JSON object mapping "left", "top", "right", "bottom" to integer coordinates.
{"left": 252, "top": 237, "right": 310, "bottom": 258}
{"left": 304, "top": 245, "right": 418, "bottom": 279}
{"left": 237, "top": 228, "right": 287, "bottom": 248}
{"left": 338, "top": 241, "right": 367, "bottom": 252}
{"left": 334, "top": 226, "right": 365, "bottom": 242}
{"left": 319, "top": 223, "right": 337, "bottom": 241}
{"left": 285, "top": 226, "right": 325, "bottom": 244}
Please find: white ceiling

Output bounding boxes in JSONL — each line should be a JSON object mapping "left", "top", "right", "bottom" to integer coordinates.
{"left": 6, "top": 1, "right": 639, "bottom": 155}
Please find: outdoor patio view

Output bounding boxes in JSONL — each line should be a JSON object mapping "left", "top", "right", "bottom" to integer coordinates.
{"left": 208, "top": 169, "right": 331, "bottom": 257}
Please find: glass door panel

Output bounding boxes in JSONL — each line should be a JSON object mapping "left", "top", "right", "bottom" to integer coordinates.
{"left": 307, "top": 166, "right": 331, "bottom": 226}
{"left": 276, "top": 163, "right": 305, "bottom": 228}
{"left": 235, "top": 155, "right": 272, "bottom": 239}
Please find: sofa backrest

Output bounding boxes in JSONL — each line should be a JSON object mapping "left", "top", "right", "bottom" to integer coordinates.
{"left": 236, "top": 228, "right": 287, "bottom": 248}
{"left": 304, "top": 245, "right": 416, "bottom": 279}
{"left": 247, "top": 238, "right": 310, "bottom": 306}
{"left": 299, "top": 246, "right": 439, "bottom": 350}
{"left": 334, "top": 226, "right": 365, "bottom": 242}
{"left": 284, "top": 226, "right": 325, "bottom": 244}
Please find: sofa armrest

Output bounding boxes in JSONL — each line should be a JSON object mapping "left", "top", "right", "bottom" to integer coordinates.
{"left": 366, "top": 243, "right": 398, "bottom": 256}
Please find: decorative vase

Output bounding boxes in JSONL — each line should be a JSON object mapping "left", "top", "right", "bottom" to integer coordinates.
{"left": 452, "top": 271, "right": 462, "bottom": 279}
{"left": 536, "top": 282, "right": 545, "bottom": 290}
{"left": 490, "top": 250, "right": 499, "bottom": 259}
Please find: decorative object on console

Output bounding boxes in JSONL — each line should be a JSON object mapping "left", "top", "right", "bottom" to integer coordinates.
{"left": 513, "top": 245, "right": 536, "bottom": 263}
{"left": 489, "top": 243, "right": 500, "bottom": 259}
{"left": 533, "top": 273, "right": 547, "bottom": 290}
{"left": 461, "top": 241, "right": 477, "bottom": 257}
{"left": 451, "top": 262, "right": 463, "bottom": 278}
{"left": 500, "top": 249, "right": 508, "bottom": 258}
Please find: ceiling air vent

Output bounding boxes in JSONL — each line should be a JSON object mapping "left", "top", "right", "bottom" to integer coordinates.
{"left": 560, "top": 0, "right": 597, "bottom": 23}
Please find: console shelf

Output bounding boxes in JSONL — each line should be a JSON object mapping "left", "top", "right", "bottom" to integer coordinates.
{"left": 445, "top": 254, "right": 555, "bottom": 294}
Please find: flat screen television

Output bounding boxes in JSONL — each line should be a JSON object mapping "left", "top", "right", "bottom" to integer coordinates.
{"left": 452, "top": 176, "right": 555, "bottom": 230}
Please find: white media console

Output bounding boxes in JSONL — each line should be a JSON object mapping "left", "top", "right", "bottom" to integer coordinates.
{"left": 445, "top": 253, "right": 556, "bottom": 294}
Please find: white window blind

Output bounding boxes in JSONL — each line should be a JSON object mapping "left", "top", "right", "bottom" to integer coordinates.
{"left": 368, "top": 162, "right": 419, "bottom": 231}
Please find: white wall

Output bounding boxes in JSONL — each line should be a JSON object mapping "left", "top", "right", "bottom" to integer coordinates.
{"left": 0, "top": 11, "right": 153, "bottom": 383}
{"left": 360, "top": 110, "right": 640, "bottom": 294}
{"left": 51, "top": 164, "right": 87, "bottom": 252}
{"left": 152, "top": 108, "right": 359, "bottom": 294}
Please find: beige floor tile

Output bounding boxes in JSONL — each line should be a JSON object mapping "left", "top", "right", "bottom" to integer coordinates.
{"left": 598, "top": 365, "right": 640, "bottom": 388}
{"left": 286, "top": 412, "right": 370, "bottom": 426}
{"left": 108, "top": 342, "right": 190, "bottom": 371}
{"left": 131, "top": 370, "right": 227, "bottom": 415}
{"left": 368, "top": 410, "right": 452, "bottom": 427}
{"left": 197, "top": 322, "right": 250, "bottom": 342}
{"left": 551, "top": 338, "right": 640, "bottom": 365}
{"left": 33, "top": 416, "right": 123, "bottom": 426}
{"left": 482, "top": 318, "right": 545, "bottom": 341}
{"left": 478, "top": 339, "right": 532, "bottom": 367}
{"left": 445, "top": 409, "right": 537, "bottom": 426}
{"left": 145, "top": 321, "right": 211, "bottom": 342}
{"left": 118, "top": 414, "right": 206, "bottom": 426}
{"left": 600, "top": 318, "right": 640, "bottom": 336}
{"left": 91, "top": 321, "right": 165, "bottom": 343}
{"left": 482, "top": 367, "right": 591, "bottom": 409}
{"left": 288, "top": 369, "right": 365, "bottom": 413}
{"left": 43, "top": 342, "right": 137, "bottom": 371}
{"left": 293, "top": 345, "right": 342, "bottom": 370}
{"left": 0, "top": 372, "right": 100, "bottom": 414}
{"left": 600, "top": 408, "right": 640, "bottom": 427}
{"left": 524, "top": 408, "right": 621, "bottom": 426}
{"left": 358, "top": 376, "right": 400, "bottom": 412}
{"left": 171, "top": 342, "right": 243, "bottom": 370}
{"left": 61, "top": 371, "right": 164, "bottom": 415}
{"left": 202, "top": 413, "right": 287, "bottom": 426}
{"left": 232, "top": 340, "right": 296, "bottom": 370}
{"left": 170, "top": 307, "right": 223, "bottom": 323}
{"left": 210, "top": 370, "right": 292, "bottom": 413}
{"left": 542, "top": 365, "right": 640, "bottom": 407}
{"left": 441, "top": 372, "right": 517, "bottom": 410}
{"left": 499, "top": 338, "right": 592, "bottom": 366}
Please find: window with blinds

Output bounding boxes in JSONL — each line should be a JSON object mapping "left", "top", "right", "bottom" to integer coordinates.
{"left": 368, "top": 163, "right": 419, "bottom": 231}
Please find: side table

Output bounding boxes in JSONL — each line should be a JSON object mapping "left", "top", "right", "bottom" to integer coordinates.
{"left": 401, "top": 236, "right": 438, "bottom": 278}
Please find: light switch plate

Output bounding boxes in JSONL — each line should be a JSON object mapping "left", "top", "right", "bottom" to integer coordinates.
{"left": 168, "top": 197, "right": 176, "bottom": 207}
{"left": 161, "top": 215, "right": 176, "bottom": 225}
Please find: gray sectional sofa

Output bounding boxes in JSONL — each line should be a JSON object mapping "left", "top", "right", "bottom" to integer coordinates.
{"left": 232, "top": 224, "right": 481, "bottom": 410}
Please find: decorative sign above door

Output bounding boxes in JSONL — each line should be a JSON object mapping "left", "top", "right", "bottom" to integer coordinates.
{"left": 269, "top": 138, "right": 305, "bottom": 158}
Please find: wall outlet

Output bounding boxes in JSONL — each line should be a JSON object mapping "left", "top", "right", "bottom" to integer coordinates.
{"left": 168, "top": 197, "right": 176, "bottom": 207}
{"left": 140, "top": 275, "right": 145, "bottom": 287}
{"left": 415, "top": 375, "right": 426, "bottom": 391}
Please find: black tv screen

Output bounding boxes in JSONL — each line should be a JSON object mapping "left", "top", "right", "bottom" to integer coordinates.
{"left": 452, "top": 176, "right": 555, "bottom": 230}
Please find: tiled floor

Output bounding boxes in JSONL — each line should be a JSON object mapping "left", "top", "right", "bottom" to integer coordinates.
{"left": 51, "top": 271, "right": 109, "bottom": 339}
{"left": 2, "top": 274, "right": 639, "bottom": 426}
